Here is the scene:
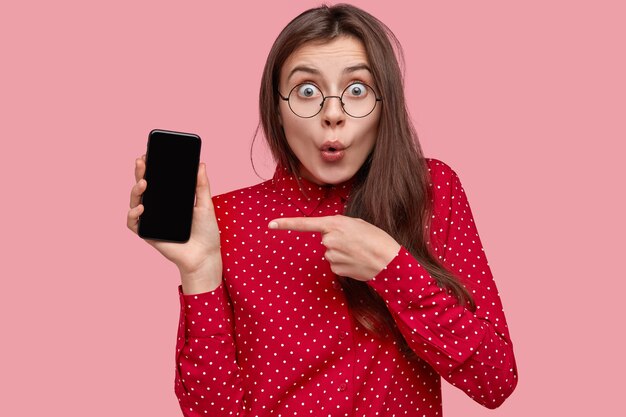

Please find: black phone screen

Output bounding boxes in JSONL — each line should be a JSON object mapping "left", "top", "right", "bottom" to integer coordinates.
{"left": 138, "top": 129, "right": 201, "bottom": 242}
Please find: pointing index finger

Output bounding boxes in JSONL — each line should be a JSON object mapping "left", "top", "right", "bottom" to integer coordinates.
{"left": 268, "top": 216, "right": 331, "bottom": 233}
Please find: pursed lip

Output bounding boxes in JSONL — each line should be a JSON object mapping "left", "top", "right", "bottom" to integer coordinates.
{"left": 320, "top": 140, "right": 347, "bottom": 151}
{"left": 319, "top": 140, "right": 347, "bottom": 163}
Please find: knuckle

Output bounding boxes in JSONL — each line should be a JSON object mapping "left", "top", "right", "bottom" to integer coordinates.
{"left": 329, "top": 264, "right": 343, "bottom": 276}
{"left": 323, "top": 234, "right": 337, "bottom": 247}
{"left": 132, "top": 181, "right": 145, "bottom": 195}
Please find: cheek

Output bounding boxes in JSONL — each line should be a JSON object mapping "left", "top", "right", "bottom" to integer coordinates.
{"left": 282, "top": 113, "right": 312, "bottom": 141}
{"left": 282, "top": 119, "right": 313, "bottom": 157}
{"left": 279, "top": 103, "right": 299, "bottom": 132}
{"left": 360, "top": 118, "right": 380, "bottom": 149}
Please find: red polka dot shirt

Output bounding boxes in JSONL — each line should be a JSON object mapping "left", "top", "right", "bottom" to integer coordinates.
{"left": 174, "top": 158, "right": 518, "bottom": 416}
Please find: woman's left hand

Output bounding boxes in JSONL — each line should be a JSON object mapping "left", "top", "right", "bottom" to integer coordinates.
{"left": 268, "top": 215, "right": 401, "bottom": 281}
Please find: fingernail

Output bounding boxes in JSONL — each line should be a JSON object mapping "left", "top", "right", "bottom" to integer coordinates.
{"left": 268, "top": 221, "right": 278, "bottom": 229}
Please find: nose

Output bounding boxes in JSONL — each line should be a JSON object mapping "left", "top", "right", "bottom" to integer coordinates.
{"left": 321, "top": 96, "right": 345, "bottom": 127}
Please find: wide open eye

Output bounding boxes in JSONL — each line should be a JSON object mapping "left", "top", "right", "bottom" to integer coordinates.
{"left": 296, "top": 83, "right": 321, "bottom": 99}
{"left": 345, "top": 82, "right": 368, "bottom": 98}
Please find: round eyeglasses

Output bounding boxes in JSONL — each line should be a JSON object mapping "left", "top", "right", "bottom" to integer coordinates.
{"left": 278, "top": 82, "right": 383, "bottom": 118}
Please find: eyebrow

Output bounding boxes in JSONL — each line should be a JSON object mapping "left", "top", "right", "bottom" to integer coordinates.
{"left": 287, "top": 63, "right": 372, "bottom": 83}
{"left": 287, "top": 66, "right": 320, "bottom": 82}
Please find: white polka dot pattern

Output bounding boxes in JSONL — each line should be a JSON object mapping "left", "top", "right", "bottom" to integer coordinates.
{"left": 173, "top": 159, "right": 517, "bottom": 416}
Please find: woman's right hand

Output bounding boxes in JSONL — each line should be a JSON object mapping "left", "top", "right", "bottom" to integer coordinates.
{"left": 127, "top": 155, "right": 223, "bottom": 294}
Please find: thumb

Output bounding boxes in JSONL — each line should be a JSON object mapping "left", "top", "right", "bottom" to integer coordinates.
{"left": 195, "top": 163, "right": 213, "bottom": 208}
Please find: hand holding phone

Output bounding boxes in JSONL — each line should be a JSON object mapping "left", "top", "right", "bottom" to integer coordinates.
{"left": 127, "top": 130, "right": 223, "bottom": 293}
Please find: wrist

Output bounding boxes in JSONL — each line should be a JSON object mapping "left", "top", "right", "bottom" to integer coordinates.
{"left": 179, "top": 256, "right": 222, "bottom": 294}
{"left": 373, "top": 242, "right": 402, "bottom": 278}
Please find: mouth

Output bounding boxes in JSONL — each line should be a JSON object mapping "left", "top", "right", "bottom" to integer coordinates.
{"left": 320, "top": 140, "right": 346, "bottom": 162}
{"left": 321, "top": 140, "right": 346, "bottom": 151}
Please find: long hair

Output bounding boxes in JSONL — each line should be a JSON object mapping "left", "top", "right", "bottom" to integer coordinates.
{"left": 258, "top": 4, "right": 474, "bottom": 350}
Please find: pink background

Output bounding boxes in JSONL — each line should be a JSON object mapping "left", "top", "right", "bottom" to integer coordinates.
{"left": 2, "top": 0, "right": 624, "bottom": 415}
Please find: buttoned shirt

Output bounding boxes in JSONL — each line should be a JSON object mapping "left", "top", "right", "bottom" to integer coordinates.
{"left": 174, "top": 158, "right": 517, "bottom": 416}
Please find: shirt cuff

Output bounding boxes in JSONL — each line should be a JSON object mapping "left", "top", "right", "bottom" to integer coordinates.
{"left": 368, "top": 246, "right": 424, "bottom": 311}
{"left": 178, "top": 284, "right": 231, "bottom": 338}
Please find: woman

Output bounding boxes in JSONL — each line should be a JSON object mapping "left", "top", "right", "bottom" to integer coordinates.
{"left": 127, "top": 4, "right": 517, "bottom": 416}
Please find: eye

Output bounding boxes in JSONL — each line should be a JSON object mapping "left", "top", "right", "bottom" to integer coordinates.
{"left": 296, "top": 83, "right": 321, "bottom": 99}
{"left": 345, "top": 83, "right": 368, "bottom": 98}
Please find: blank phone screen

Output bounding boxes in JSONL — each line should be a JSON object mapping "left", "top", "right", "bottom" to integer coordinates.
{"left": 138, "top": 130, "right": 201, "bottom": 242}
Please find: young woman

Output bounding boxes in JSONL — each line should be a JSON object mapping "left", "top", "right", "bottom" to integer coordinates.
{"left": 127, "top": 4, "right": 517, "bottom": 416}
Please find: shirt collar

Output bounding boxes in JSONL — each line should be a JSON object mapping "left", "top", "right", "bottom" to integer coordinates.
{"left": 271, "top": 164, "right": 354, "bottom": 216}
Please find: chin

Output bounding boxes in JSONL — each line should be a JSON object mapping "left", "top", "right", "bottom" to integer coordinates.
{"left": 307, "top": 165, "right": 356, "bottom": 186}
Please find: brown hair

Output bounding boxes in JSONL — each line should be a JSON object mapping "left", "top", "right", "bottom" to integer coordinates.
{"left": 257, "top": 4, "right": 474, "bottom": 349}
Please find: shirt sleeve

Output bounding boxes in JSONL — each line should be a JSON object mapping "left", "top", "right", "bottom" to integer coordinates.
{"left": 174, "top": 284, "right": 244, "bottom": 416}
{"left": 367, "top": 164, "right": 518, "bottom": 409}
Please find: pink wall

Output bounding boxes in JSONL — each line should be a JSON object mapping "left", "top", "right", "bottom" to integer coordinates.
{"left": 2, "top": 1, "right": 624, "bottom": 415}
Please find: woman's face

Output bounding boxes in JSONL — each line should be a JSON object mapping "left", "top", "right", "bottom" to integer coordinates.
{"left": 278, "top": 36, "right": 381, "bottom": 186}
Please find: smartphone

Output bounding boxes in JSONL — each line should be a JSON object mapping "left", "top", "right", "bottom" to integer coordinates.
{"left": 138, "top": 129, "right": 202, "bottom": 242}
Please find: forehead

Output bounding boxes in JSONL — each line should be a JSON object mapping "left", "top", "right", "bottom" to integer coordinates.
{"left": 280, "top": 36, "right": 370, "bottom": 82}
